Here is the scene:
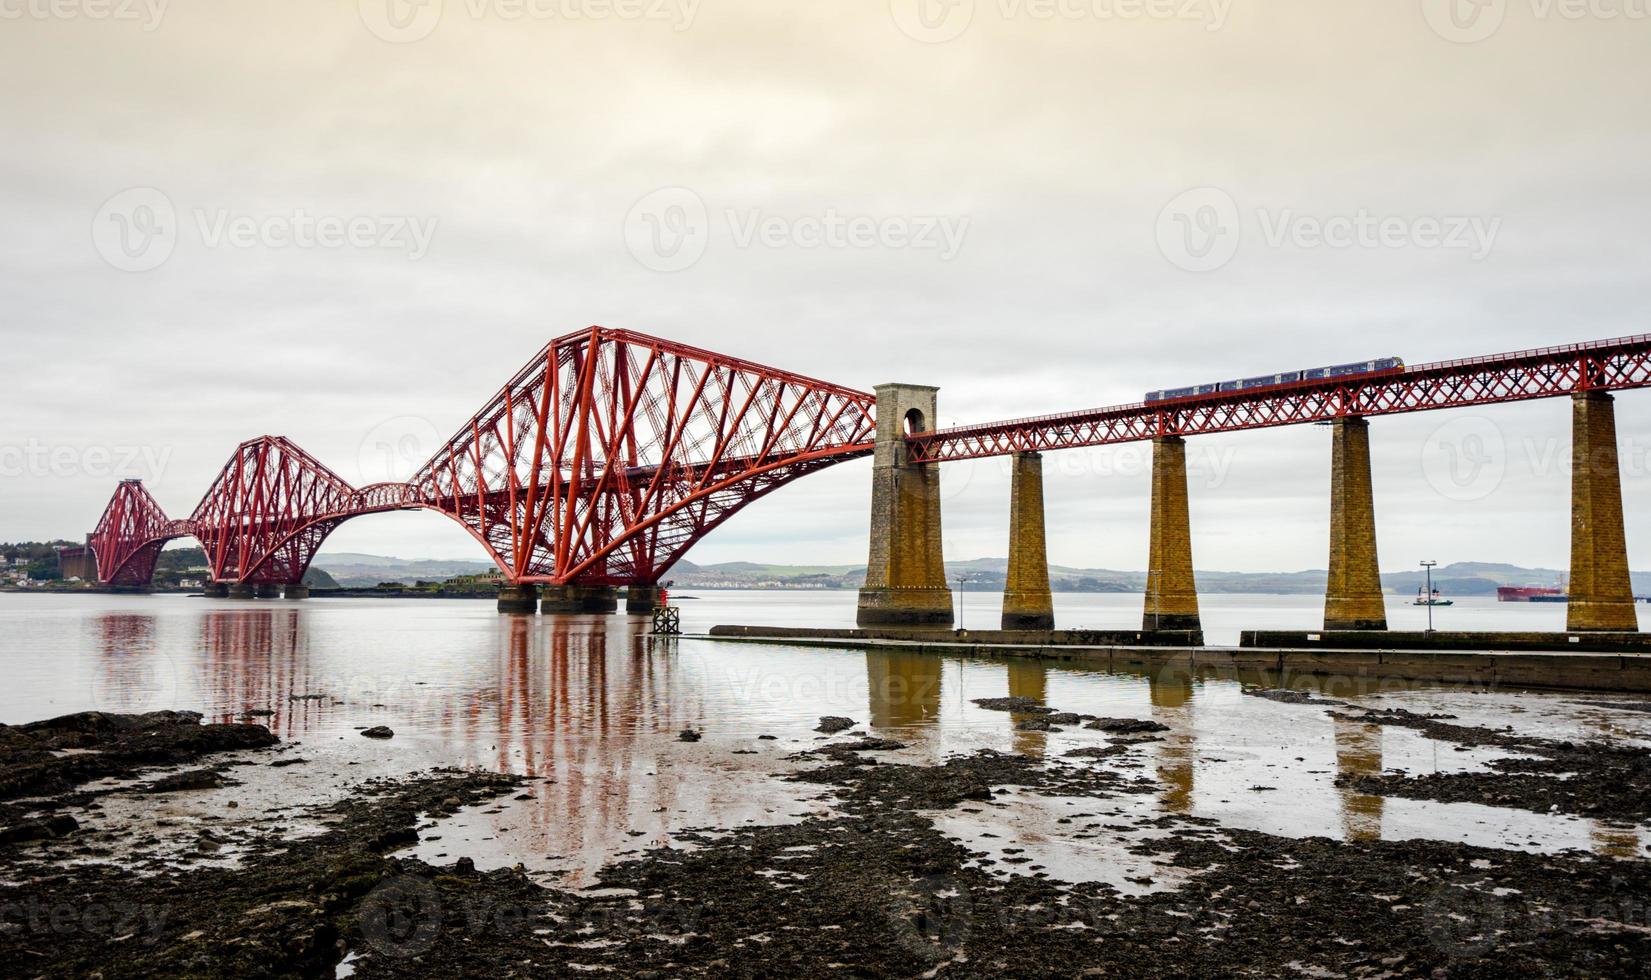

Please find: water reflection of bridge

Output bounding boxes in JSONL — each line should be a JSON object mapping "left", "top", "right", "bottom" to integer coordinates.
{"left": 86, "top": 610, "right": 1642, "bottom": 859}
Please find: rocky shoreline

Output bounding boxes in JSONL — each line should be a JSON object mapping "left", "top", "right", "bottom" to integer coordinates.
{"left": 3, "top": 703, "right": 1651, "bottom": 977}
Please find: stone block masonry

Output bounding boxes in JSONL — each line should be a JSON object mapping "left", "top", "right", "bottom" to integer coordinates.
{"left": 857, "top": 384, "right": 954, "bottom": 628}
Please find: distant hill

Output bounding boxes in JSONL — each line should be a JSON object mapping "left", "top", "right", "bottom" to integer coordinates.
{"left": 312, "top": 553, "right": 1647, "bottom": 596}
{"left": 311, "top": 552, "right": 496, "bottom": 587}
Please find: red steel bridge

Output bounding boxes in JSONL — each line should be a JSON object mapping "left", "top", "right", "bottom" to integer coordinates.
{"left": 84, "top": 329, "right": 1651, "bottom": 592}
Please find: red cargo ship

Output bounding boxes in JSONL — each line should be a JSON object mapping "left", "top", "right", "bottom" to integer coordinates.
{"left": 1497, "top": 585, "right": 1567, "bottom": 603}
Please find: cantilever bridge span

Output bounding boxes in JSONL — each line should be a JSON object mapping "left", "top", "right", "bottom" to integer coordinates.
{"left": 87, "top": 328, "right": 879, "bottom": 603}
{"left": 83, "top": 331, "right": 1651, "bottom": 630}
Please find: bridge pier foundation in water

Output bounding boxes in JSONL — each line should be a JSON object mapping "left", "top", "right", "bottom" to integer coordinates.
{"left": 283, "top": 584, "right": 309, "bottom": 600}
{"left": 856, "top": 383, "right": 954, "bottom": 629}
{"left": 254, "top": 584, "right": 282, "bottom": 599}
{"left": 1144, "top": 436, "right": 1201, "bottom": 633}
{"left": 1569, "top": 391, "right": 1639, "bottom": 632}
{"left": 201, "top": 583, "right": 230, "bottom": 598}
{"left": 541, "top": 585, "right": 619, "bottom": 614}
{"left": 1324, "top": 417, "right": 1387, "bottom": 631}
{"left": 227, "top": 583, "right": 256, "bottom": 600}
{"left": 496, "top": 583, "right": 539, "bottom": 614}
{"left": 1000, "top": 451, "right": 1055, "bottom": 631}
{"left": 624, "top": 585, "right": 664, "bottom": 616}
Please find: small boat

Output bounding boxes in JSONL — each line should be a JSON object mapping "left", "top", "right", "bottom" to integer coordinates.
{"left": 1414, "top": 586, "right": 1454, "bottom": 607}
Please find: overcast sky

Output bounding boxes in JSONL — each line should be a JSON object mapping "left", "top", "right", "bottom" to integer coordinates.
{"left": 3, "top": 0, "right": 1650, "bottom": 574}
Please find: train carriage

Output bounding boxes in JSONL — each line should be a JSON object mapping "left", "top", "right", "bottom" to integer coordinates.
{"left": 1144, "top": 357, "right": 1404, "bottom": 404}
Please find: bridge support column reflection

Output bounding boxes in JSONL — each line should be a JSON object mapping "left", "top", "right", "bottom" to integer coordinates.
{"left": 1144, "top": 437, "right": 1200, "bottom": 632}
{"left": 1333, "top": 715, "right": 1385, "bottom": 841}
{"left": 1007, "top": 660, "right": 1050, "bottom": 756}
{"left": 857, "top": 383, "right": 953, "bottom": 628}
{"left": 1001, "top": 452, "right": 1055, "bottom": 631}
{"left": 1568, "top": 391, "right": 1638, "bottom": 632}
{"left": 865, "top": 651, "right": 944, "bottom": 728}
{"left": 1148, "top": 664, "right": 1194, "bottom": 813}
{"left": 1324, "top": 416, "right": 1387, "bottom": 631}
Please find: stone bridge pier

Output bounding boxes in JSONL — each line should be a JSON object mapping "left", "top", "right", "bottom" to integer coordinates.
{"left": 857, "top": 384, "right": 954, "bottom": 628}
{"left": 1001, "top": 452, "right": 1055, "bottom": 630}
{"left": 1144, "top": 436, "right": 1201, "bottom": 632}
{"left": 1569, "top": 391, "right": 1638, "bottom": 632}
{"left": 1324, "top": 417, "right": 1387, "bottom": 631}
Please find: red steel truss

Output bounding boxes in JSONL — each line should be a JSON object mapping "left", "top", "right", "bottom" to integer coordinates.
{"left": 89, "top": 479, "right": 191, "bottom": 586}
{"left": 410, "top": 327, "right": 877, "bottom": 584}
{"left": 911, "top": 334, "right": 1651, "bottom": 462}
{"left": 85, "top": 328, "right": 877, "bottom": 588}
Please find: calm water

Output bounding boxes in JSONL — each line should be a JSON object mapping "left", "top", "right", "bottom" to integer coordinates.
{"left": 3, "top": 590, "right": 1648, "bottom": 885}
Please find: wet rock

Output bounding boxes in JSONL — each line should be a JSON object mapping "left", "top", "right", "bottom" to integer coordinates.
{"left": 1015, "top": 718, "right": 1061, "bottom": 732}
{"left": 814, "top": 716, "right": 855, "bottom": 733}
{"left": 0, "top": 710, "right": 276, "bottom": 801}
{"left": 1334, "top": 707, "right": 1651, "bottom": 821}
{"left": 757, "top": 735, "right": 778, "bottom": 740}
{"left": 970, "top": 696, "right": 1053, "bottom": 714}
{"left": 1242, "top": 688, "right": 1347, "bottom": 707}
{"left": 1084, "top": 717, "right": 1171, "bottom": 734}
{"left": 1046, "top": 712, "right": 1081, "bottom": 725}
{"left": 1064, "top": 746, "right": 1128, "bottom": 760}
{"left": 0, "top": 813, "right": 78, "bottom": 845}
{"left": 677, "top": 729, "right": 702, "bottom": 742}
{"left": 824, "top": 738, "right": 907, "bottom": 753}
{"left": 146, "top": 768, "right": 235, "bottom": 793}
{"left": 359, "top": 726, "right": 394, "bottom": 739}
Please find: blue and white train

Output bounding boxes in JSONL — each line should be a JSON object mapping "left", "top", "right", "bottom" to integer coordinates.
{"left": 1144, "top": 357, "right": 1405, "bottom": 404}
